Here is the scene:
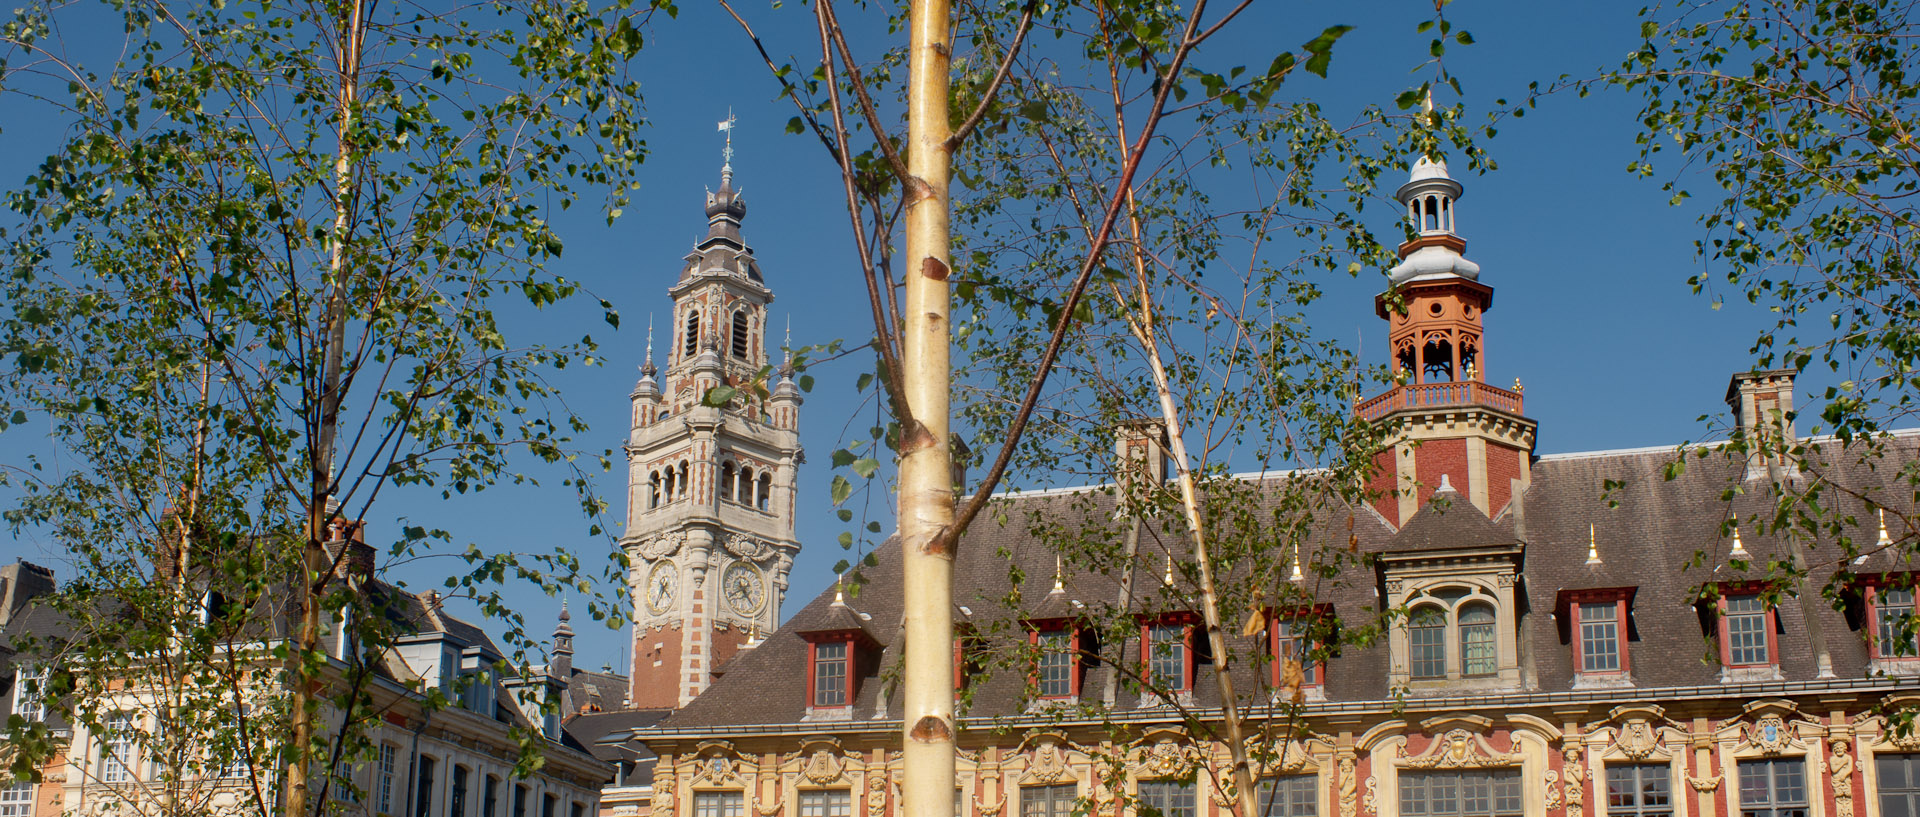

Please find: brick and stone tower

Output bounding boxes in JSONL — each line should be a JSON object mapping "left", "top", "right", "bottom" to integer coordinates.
{"left": 1356, "top": 156, "right": 1536, "bottom": 526}
{"left": 624, "top": 147, "right": 803, "bottom": 709}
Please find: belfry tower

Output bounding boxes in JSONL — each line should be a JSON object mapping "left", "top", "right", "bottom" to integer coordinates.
{"left": 1356, "top": 156, "right": 1536, "bottom": 526}
{"left": 623, "top": 141, "right": 803, "bottom": 709}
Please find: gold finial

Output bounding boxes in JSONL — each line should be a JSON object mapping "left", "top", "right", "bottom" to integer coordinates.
{"left": 1586, "top": 523, "right": 1602, "bottom": 566}
{"left": 1290, "top": 546, "right": 1304, "bottom": 582}
{"left": 1880, "top": 508, "right": 1894, "bottom": 546}
{"left": 1513, "top": 377, "right": 1524, "bottom": 393}
{"left": 1163, "top": 553, "right": 1175, "bottom": 587}
{"left": 1464, "top": 362, "right": 1477, "bottom": 382}
{"left": 832, "top": 573, "right": 846, "bottom": 606}
{"left": 1051, "top": 553, "right": 1065, "bottom": 594}
{"left": 1730, "top": 524, "right": 1750, "bottom": 560}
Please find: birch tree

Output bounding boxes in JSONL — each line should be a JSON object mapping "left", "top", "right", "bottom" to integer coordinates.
{"left": 0, "top": 0, "right": 656, "bottom": 812}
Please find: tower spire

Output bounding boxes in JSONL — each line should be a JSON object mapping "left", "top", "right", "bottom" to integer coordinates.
{"left": 642, "top": 313, "right": 656, "bottom": 377}
{"left": 718, "top": 108, "right": 737, "bottom": 183}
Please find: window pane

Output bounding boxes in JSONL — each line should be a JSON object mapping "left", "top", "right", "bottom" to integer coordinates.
{"left": 1400, "top": 770, "right": 1520, "bottom": 817}
{"left": 1257, "top": 775, "right": 1317, "bottom": 817}
{"left": 1275, "top": 622, "right": 1318, "bottom": 686}
{"left": 815, "top": 642, "right": 849, "bottom": 707}
{"left": 1580, "top": 602, "right": 1622, "bottom": 672}
{"left": 1882, "top": 754, "right": 1920, "bottom": 817}
{"left": 800, "top": 790, "right": 852, "bottom": 817}
{"left": 1138, "top": 781, "right": 1194, "bottom": 817}
{"left": 1147, "top": 625, "right": 1186, "bottom": 691}
{"left": 1881, "top": 589, "right": 1918, "bottom": 657}
{"left": 696, "top": 793, "right": 745, "bottom": 817}
{"left": 1739, "top": 758, "right": 1809, "bottom": 817}
{"left": 1459, "top": 605, "right": 1497, "bottom": 676}
{"left": 1022, "top": 785, "right": 1075, "bottom": 817}
{"left": 1038, "top": 631, "right": 1074, "bottom": 698}
{"left": 1410, "top": 607, "right": 1447, "bottom": 679}
{"left": 1726, "top": 596, "right": 1771, "bottom": 666}
{"left": 1605, "top": 764, "right": 1670, "bottom": 817}
{"left": 0, "top": 782, "right": 33, "bottom": 817}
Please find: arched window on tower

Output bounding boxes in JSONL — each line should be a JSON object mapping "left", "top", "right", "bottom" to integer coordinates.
{"left": 1422, "top": 339, "right": 1454, "bottom": 383}
{"left": 731, "top": 311, "right": 750, "bottom": 359}
{"left": 719, "top": 462, "right": 737, "bottom": 503}
{"left": 739, "top": 466, "right": 755, "bottom": 506}
{"left": 1440, "top": 197, "right": 1453, "bottom": 232}
{"left": 1459, "top": 339, "right": 1479, "bottom": 382}
{"left": 660, "top": 468, "right": 675, "bottom": 504}
{"left": 756, "top": 472, "right": 773, "bottom": 512}
{"left": 683, "top": 311, "right": 701, "bottom": 358}
{"left": 648, "top": 471, "right": 663, "bottom": 510}
{"left": 1422, "top": 195, "right": 1441, "bottom": 232}
{"left": 676, "top": 461, "right": 690, "bottom": 501}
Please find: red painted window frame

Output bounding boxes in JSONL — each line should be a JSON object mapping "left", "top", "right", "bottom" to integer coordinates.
{"left": 1139, "top": 613, "right": 1199, "bottom": 694}
{"left": 1712, "top": 582, "right": 1780, "bottom": 669}
{"left": 1266, "top": 605, "right": 1331, "bottom": 689}
{"left": 1027, "top": 622, "right": 1082, "bottom": 699}
{"left": 800, "top": 629, "right": 868, "bottom": 708}
{"left": 1563, "top": 589, "right": 1632, "bottom": 677}
{"left": 1855, "top": 573, "right": 1920, "bottom": 661}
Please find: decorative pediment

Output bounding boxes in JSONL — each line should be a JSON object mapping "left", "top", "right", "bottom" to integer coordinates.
{"left": 694, "top": 741, "right": 744, "bottom": 785}
{"left": 1400, "top": 729, "right": 1522, "bottom": 769}
{"left": 1719, "top": 700, "right": 1823, "bottom": 756}
{"left": 725, "top": 533, "right": 772, "bottom": 561}
{"left": 636, "top": 531, "right": 687, "bottom": 559}
{"left": 800, "top": 739, "right": 849, "bottom": 784}
{"left": 1019, "top": 731, "right": 1079, "bottom": 784}
{"left": 1590, "top": 704, "right": 1683, "bottom": 761}
{"left": 1132, "top": 728, "right": 1201, "bottom": 779}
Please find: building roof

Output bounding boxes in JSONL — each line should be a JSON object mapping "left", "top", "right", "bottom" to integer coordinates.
{"left": 648, "top": 432, "right": 1920, "bottom": 732}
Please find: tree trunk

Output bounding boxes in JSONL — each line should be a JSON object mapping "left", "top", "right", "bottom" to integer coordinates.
{"left": 899, "top": 0, "right": 956, "bottom": 814}
{"left": 289, "top": 2, "right": 366, "bottom": 813}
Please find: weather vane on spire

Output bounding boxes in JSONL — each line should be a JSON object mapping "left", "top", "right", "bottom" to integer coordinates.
{"left": 717, "top": 108, "right": 737, "bottom": 174}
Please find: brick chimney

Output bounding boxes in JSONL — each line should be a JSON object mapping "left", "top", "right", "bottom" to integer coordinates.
{"left": 1115, "top": 418, "right": 1169, "bottom": 487}
{"left": 1726, "top": 369, "right": 1797, "bottom": 479}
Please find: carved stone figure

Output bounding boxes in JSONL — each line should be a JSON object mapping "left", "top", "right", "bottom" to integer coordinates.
{"left": 1562, "top": 745, "right": 1586, "bottom": 817}
{"left": 1337, "top": 757, "right": 1357, "bottom": 817}
{"left": 1831, "top": 739, "right": 1855, "bottom": 817}
{"left": 1028, "top": 740, "right": 1071, "bottom": 784}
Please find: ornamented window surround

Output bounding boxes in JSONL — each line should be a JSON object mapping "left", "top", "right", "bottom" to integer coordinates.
{"left": 1355, "top": 715, "right": 1552, "bottom": 817}
{"left": 1137, "top": 613, "right": 1201, "bottom": 703}
{"left": 1553, "top": 587, "right": 1636, "bottom": 688}
{"left": 1709, "top": 699, "right": 1829, "bottom": 817}
{"left": 1380, "top": 548, "right": 1524, "bottom": 693}
{"left": 1856, "top": 692, "right": 1920, "bottom": 817}
{"left": 798, "top": 627, "right": 877, "bottom": 719}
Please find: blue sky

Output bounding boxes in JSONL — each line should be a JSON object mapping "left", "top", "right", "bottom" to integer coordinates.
{"left": 0, "top": 2, "right": 1796, "bottom": 680}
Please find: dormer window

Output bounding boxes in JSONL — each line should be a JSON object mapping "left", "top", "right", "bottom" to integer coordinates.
{"left": 1869, "top": 582, "right": 1920, "bottom": 660}
{"left": 1702, "top": 583, "right": 1783, "bottom": 681}
{"left": 1139, "top": 615, "right": 1197, "bottom": 696}
{"left": 1557, "top": 587, "right": 1635, "bottom": 686}
{"left": 1268, "top": 607, "right": 1330, "bottom": 691}
{"left": 812, "top": 642, "right": 848, "bottom": 706}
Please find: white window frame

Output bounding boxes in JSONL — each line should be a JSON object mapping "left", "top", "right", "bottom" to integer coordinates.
{"left": 100, "top": 712, "right": 136, "bottom": 784}
{"left": 12, "top": 666, "right": 45, "bottom": 723}
{"left": 0, "top": 780, "right": 32, "bottom": 817}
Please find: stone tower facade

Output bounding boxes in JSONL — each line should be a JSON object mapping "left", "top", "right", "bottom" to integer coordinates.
{"left": 1356, "top": 156, "right": 1537, "bottom": 526}
{"left": 624, "top": 161, "right": 803, "bottom": 709}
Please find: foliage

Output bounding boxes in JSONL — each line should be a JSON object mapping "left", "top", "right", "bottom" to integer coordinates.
{"left": 0, "top": 0, "right": 660, "bottom": 811}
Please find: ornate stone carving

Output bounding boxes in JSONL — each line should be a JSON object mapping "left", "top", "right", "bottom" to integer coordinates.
{"left": 653, "top": 774, "right": 677, "bottom": 815}
{"left": 867, "top": 772, "right": 889, "bottom": 817}
{"left": 1561, "top": 746, "right": 1586, "bottom": 817}
{"left": 1831, "top": 738, "right": 1855, "bottom": 817}
{"left": 724, "top": 533, "right": 771, "bottom": 560}
{"left": 1026, "top": 740, "right": 1073, "bottom": 784}
{"left": 1133, "top": 734, "right": 1198, "bottom": 778}
{"left": 1401, "top": 729, "right": 1522, "bottom": 769}
{"left": 1616, "top": 721, "right": 1660, "bottom": 760}
{"left": 697, "top": 754, "right": 740, "bottom": 785}
{"left": 637, "top": 531, "right": 687, "bottom": 559}
{"left": 1542, "top": 770, "right": 1561, "bottom": 810}
{"left": 1688, "top": 775, "right": 1723, "bottom": 793}
{"left": 1337, "top": 756, "right": 1357, "bottom": 817}
{"left": 803, "top": 748, "right": 847, "bottom": 784}
{"left": 1749, "top": 714, "right": 1792, "bottom": 755}
{"left": 1362, "top": 776, "right": 1378, "bottom": 816}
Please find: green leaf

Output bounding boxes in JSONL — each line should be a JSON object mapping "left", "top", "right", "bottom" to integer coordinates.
{"left": 831, "top": 475, "right": 853, "bottom": 504}
{"left": 851, "top": 457, "right": 880, "bottom": 478}
{"left": 702, "top": 385, "right": 737, "bottom": 406}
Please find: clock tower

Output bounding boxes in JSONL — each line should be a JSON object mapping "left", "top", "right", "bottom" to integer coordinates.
{"left": 624, "top": 147, "right": 803, "bottom": 709}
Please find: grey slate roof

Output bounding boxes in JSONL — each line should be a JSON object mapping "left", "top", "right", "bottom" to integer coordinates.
{"left": 651, "top": 434, "right": 1920, "bottom": 731}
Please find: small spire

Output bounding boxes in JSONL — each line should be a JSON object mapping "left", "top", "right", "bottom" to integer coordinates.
{"left": 1163, "top": 553, "right": 1174, "bottom": 587}
{"left": 717, "top": 108, "right": 737, "bottom": 182}
{"left": 559, "top": 600, "right": 571, "bottom": 623}
{"left": 1879, "top": 508, "right": 1893, "bottom": 546}
{"left": 1513, "top": 377, "right": 1524, "bottom": 393}
{"left": 1436, "top": 473, "right": 1456, "bottom": 493}
{"left": 832, "top": 573, "right": 846, "bottom": 606}
{"left": 1051, "top": 553, "right": 1065, "bottom": 594}
{"left": 643, "top": 314, "right": 655, "bottom": 374}
{"left": 1289, "top": 546, "right": 1304, "bottom": 582}
{"left": 1730, "top": 524, "right": 1751, "bottom": 560}
{"left": 1586, "top": 523, "right": 1602, "bottom": 566}
{"left": 1420, "top": 86, "right": 1435, "bottom": 116}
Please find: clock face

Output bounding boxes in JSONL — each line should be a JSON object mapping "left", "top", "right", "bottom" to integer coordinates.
{"left": 723, "top": 562, "right": 766, "bottom": 616}
{"left": 645, "top": 562, "right": 678, "bottom": 614}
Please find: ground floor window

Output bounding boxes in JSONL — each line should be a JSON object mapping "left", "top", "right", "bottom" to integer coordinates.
{"left": 1399, "top": 769, "right": 1522, "bottom": 817}
{"left": 1605, "top": 764, "right": 1671, "bottom": 817}
{"left": 800, "top": 790, "right": 852, "bottom": 817}
{"left": 1022, "top": 785, "right": 1075, "bottom": 817}
{"left": 1877, "top": 752, "right": 1920, "bottom": 817}
{"left": 1259, "top": 774, "right": 1318, "bottom": 817}
{"left": 1737, "top": 758, "right": 1807, "bottom": 817}
{"left": 1137, "top": 781, "right": 1195, "bottom": 817}
{"left": 696, "top": 792, "right": 745, "bottom": 817}
{"left": 0, "top": 782, "right": 32, "bottom": 817}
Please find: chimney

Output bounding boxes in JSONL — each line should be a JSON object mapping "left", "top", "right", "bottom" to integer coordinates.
{"left": 0, "top": 561, "right": 55, "bottom": 627}
{"left": 1726, "top": 369, "right": 1797, "bottom": 478}
{"left": 1115, "top": 418, "right": 1170, "bottom": 502}
{"left": 325, "top": 519, "right": 377, "bottom": 585}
